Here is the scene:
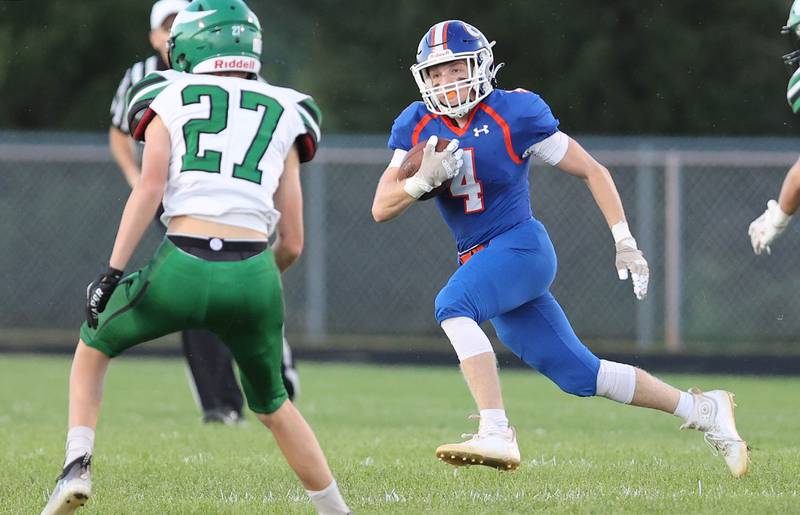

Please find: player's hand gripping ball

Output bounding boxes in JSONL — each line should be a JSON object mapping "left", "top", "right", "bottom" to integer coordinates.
{"left": 398, "top": 137, "right": 457, "bottom": 200}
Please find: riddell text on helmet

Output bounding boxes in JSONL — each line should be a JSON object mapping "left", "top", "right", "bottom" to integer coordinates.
{"left": 214, "top": 58, "right": 256, "bottom": 70}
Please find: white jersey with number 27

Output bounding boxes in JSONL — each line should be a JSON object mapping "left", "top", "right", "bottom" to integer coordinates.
{"left": 137, "top": 70, "right": 319, "bottom": 236}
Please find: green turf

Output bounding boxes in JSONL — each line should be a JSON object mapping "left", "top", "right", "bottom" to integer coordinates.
{"left": 1, "top": 355, "right": 798, "bottom": 514}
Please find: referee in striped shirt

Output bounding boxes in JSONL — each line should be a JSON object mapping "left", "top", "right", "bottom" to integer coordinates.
{"left": 108, "top": 0, "right": 299, "bottom": 424}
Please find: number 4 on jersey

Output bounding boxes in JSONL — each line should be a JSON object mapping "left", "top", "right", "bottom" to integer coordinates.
{"left": 449, "top": 149, "right": 484, "bottom": 213}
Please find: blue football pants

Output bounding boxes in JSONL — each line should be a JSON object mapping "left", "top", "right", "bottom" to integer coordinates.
{"left": 435, "top": 218, "right": 600, "bottom": 396}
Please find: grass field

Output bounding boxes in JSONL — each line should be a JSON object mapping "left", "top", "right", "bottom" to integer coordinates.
{"left": 1, "top": 355, "right": 799, "bottom": 514}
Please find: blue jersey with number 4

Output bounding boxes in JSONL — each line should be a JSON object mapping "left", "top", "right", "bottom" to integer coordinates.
{"left": 388, "top": 89, "right": 559, "bottom": 253}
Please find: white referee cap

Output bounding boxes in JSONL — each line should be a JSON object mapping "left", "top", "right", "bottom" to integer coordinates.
{"left": 150, "top": 0, "right": 190, "bottom": 30}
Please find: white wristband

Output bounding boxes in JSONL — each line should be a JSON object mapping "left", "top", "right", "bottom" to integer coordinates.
{"left": 403, "top": 176, "right": 433, "bottom": 199}
{"left": 768, "top": 199, "right": 792, "bottom": 227}
{"left": 611, "top": 221, "right": 634, "bottom": 244}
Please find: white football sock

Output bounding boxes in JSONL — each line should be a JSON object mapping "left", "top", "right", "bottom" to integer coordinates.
{"left": 64, "top": 425, "right": 95, "bottom": 467}
{"left": 673, "top": 390, "right": 694, "bottom": 421}
{"left": 479, "top": 408, "right": 509, "bottom": 433}
{"left": 306, "top": 479, "right": 351, "bottom": 515}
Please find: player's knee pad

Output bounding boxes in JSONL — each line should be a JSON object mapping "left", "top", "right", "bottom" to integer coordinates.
{"left": 440, "top": 317, "right": 494, "bottom": 362}
{"left": 595, "top": 359, "right": 636, "bottom": 404}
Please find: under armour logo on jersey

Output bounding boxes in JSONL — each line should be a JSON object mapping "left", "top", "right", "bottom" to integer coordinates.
{"left": 473, "top": 125, "right": 489, "bottom": 137}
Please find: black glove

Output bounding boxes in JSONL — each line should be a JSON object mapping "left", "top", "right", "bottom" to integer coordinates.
{"left": 85, "top": 267, "right": 124, "bottom": 329}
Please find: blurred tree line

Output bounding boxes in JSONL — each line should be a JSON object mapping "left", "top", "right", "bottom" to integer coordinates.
{"left": 0, "top": 0, "right": 796, "bottom": 135}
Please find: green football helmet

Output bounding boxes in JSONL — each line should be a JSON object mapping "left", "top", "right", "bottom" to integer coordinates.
{"left": 783, "top": 0, "right": 800, "bottom": 113}
{"left": 167, "top": 0, "right": 262, "bottom": 76}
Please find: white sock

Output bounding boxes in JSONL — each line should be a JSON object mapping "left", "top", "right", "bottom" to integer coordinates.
{"left": 479, "top": 408, "right": 509, "bottom": 433}
{"left": 673, "top": 391, "right": 694, "bottom": 421}
{"left": 306, "top": 479, "right": 351, "bottom": 515}
{"left": 64, "top": 426, "right": 95, "bottom": 467}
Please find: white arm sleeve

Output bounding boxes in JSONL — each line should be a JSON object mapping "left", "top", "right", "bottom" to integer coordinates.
{"left": 388, "top": 149, "right": 408, "bottom": 168}
{"left": 524, "top": 131, "right": 569, "bottom": 166}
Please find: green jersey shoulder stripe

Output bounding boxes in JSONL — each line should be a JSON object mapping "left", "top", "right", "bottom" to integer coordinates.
{"left": 126, "top": 72, "right": 169, "bottom": 109}
{"left": 788, "top": 68, "right": 800, "bottom": 114}
{"left": 128, "top": 84, "right": 169, "bottom": 141}
{"left": 296, "top": 98, "right": 322, "bottom": 143}
{"left": 294, "top": 98, "right": 321, "bottom": 163}
{"left": 297, "top": 109, "right": 321, "bottom": 144}
{"left": 128, "top": 79, "right": 170, "bottom": 111}
{"left": 298, "top": 97, "right": 322, "bottom": 126}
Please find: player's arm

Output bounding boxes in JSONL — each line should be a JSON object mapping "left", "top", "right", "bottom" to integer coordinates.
{"left": 108, "top": 115, "right": 170, "bottom": 271}
{"left": 273, "top": 144, "right": 304, "bottom": 272}
{"left": 108, "top": 126, "right": 140, "bottom": 188}
{"left": 372, "top": 138, "right": 462, "bottom": 222}
{"left": 109, "top": 67, "right": 140, "bottom": 188}
{"left": 555, "top": 137, "right": 626, "bottom": 227}
{"left": 552, "top": 135, "right": 649, "bottom": 300}
{"left": 779, "top": 157, "right": 800, "bottom": 214}
{"left": 371, "top": 159, "right": 417, "bottom": 223}
{"left": 748, "top": 156, "right": 800, "bottom": 255}
{"left": 86, "top": 116, "right": 169, "bottom": 328}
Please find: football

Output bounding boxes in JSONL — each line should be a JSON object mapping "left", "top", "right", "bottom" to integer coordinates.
{"left": 398, "top": 137, "right": 452, "bottom": 200}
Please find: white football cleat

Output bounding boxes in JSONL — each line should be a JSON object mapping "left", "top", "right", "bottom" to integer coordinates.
{"left": 41, "top": 454, "right": 92, "bottom": 515}
{"left": 680, "top": 388, "right": 749, "bottom": 478}
{"left": 436, "top": 424, "right": 521, "bottom": 471}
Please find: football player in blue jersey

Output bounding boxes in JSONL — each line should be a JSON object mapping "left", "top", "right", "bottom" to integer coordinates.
{"left": 372, "top": 20, "right": 749, "bottom": 477}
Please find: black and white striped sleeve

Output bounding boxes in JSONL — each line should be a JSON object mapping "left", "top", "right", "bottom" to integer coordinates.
{"left": 110, "top": 56, "right": 160, "bottom": 134}
{"left": 110, "top": 67, "right": 133, "bottom": 133}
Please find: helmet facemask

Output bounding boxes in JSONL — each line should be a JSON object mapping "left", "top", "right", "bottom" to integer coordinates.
{"left": 411, "top": 46, "right": 496, "bottom": 118}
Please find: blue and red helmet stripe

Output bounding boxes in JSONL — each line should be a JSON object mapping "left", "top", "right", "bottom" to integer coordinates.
{"left": 417, "top": 20, "right": 491, "bottom": 64}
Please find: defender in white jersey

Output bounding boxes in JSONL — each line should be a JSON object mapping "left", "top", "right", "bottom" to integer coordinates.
{"left": 129, "top": 70, "right": 320, "bottom": 234}
{"left": 110, "top": 1, "right": 302, "bottom": 426}
{"left": 41, "top": 2, "right": 350, "bottom": 514}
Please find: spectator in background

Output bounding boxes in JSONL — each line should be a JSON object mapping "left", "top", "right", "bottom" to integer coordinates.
{"left": 108, "top": 0, "right": 299, "bottom": 425}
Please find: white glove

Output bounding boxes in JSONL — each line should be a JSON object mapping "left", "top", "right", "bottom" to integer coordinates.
{"left": 403, "top": 136, "right": 464, "bottom": 199}
{"left": 615, "top": 236, "right": 649, "bottom": 301}
{"left": 748, "top": 199, "right": 791, "bottom": 256}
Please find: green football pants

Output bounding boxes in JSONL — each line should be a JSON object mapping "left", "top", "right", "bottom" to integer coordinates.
{"left": 80, "top": 238, "right": 288, "bottom": 414}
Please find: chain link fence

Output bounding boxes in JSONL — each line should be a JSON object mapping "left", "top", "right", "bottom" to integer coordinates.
{"left": 1, "top": 132, "right": 799, "bottom": 353}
